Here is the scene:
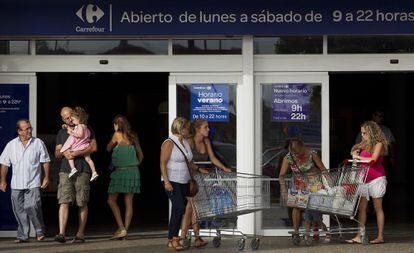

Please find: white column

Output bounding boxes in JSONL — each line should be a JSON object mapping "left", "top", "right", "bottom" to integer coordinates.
{"left": 237, "top": 36, "right": 255, "bottom": 235}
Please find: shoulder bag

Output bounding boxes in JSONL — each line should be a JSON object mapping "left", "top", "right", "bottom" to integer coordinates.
{"left": 168, "top": 138, "right": 199, "bottom": 197}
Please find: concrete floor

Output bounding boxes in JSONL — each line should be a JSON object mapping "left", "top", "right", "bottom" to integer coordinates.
{"left": 1, "top": 223, "right": 414, "bottom": 253}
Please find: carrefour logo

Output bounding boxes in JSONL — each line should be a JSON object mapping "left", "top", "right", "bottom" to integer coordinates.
{"left": 76, "top": 4, "right": 104, "bottom": 23}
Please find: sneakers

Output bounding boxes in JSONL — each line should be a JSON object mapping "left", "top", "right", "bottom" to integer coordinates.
{"left": 68, "top": 168, "right": 78, "bottom": 178}
{"left": 90, "top": 172, "right": 99, "bottom": 182}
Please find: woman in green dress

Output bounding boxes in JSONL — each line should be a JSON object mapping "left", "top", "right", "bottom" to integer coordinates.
{"left": 107, "top": 115, "right": 144, "bottom": 239}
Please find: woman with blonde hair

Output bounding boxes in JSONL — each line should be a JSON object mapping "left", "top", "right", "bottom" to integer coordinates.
{"left": 160, "top": 117, "right": 199, "bottom": 251}
{"left": 346, "top": 120, "right": 389, "bottom": 244}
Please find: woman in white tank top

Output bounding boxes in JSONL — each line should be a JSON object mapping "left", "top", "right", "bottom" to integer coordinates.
{"left": 160, "top": 117, "right": 199, "bottom": 251}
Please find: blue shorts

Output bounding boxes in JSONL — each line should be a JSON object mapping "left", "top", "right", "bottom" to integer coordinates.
{"left": 303, "top": 210, "right": 322, "bottom": 222}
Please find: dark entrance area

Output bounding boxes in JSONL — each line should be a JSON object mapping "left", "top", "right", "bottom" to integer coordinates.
{"left": 330, "top": 73, "right": 412, "bottom": 229}
{"left": 36, "top": 72, "right": 169, "bottom": 236}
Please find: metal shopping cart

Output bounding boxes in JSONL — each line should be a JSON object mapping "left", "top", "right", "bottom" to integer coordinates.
{"left": 280, "top": 160, "right": 370, "bottom": 246}
{"left": 187, "top": 168, "right": 270, "bottom": 251}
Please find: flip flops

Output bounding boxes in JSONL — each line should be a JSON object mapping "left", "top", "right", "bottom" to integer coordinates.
{"left": 345, "top": 239, "right": 362, "bottom": 244}
{"left": 71, "top": 236, "right": 85, "bottom": 243}
{"left": 370, "top": 239, "right": 385, "bottom": 244}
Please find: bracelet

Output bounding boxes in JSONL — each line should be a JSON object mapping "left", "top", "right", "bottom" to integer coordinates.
{"left": 197, "top": 167, "right": 201, "bottom": 172}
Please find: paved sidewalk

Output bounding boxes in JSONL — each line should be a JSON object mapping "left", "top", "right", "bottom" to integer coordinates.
{"left": 1, "top": 229, "right": 414, "bottom": 253}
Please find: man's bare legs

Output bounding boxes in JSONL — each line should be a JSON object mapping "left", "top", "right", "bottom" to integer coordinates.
{"left": 76, "top": 206, "right": 88, "bottom": 239}
{"left": 58, "top": 203, "right": 69, "bottom": 236}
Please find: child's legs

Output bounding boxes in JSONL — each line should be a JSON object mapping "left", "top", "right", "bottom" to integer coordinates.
{"left": 84, "top": 155, "right": 97, "bottom": 173}
{"left": 303, "top": 211, "right": 312, "bottom": 232}
{"left": 68, "top": 159, "right": 76, "bottom": 170}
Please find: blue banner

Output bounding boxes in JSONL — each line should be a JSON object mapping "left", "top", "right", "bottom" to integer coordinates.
{"left": 0, "top": 84, "right": 29, "bottom": 230}
{"left": 272, "top": 83, "right": 310, "bottom": 122}
{"left": 191, "top": 84, "right": 229, "bottom": 122}
{"left": 1, "top": 0, "right": 414, "bottom": 36}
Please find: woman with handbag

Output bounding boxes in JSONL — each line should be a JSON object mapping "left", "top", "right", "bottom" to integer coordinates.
{"left": 160, "top": 117, "right": 200, "bottom": 251}
{"left": 180, "top": 118, "right": 232, "bottom": 247}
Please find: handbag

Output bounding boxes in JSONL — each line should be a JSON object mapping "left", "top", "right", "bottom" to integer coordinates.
{"left": 168, "top": 138, "right": 199, "bottom": 197}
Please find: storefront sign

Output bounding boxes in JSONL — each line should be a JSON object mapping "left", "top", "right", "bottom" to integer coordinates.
{"left": 0, "top": 84, "right": 29, "bottom": 230}
{"left": 272, "top": 83, "right": 310, "bottom": 122}
{"left": 191, "top": 84, "right": 229, "bottom": 122}
{"left": 1, "top": 0, "right": 414, "bottom": 36}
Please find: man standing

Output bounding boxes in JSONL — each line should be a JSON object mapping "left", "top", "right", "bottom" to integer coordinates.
{"left": 54, "top": 107, "right": 97, "bottom": 243}
{"left": 0, "top": 119, "right": 50, "bottom": 243}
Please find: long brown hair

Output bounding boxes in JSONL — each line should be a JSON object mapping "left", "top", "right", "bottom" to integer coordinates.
{"left": 113, "top": 114, "right": 138, "bottom": 145}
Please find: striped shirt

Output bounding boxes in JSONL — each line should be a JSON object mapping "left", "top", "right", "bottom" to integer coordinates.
{"left": 0, "top": 137, "right": 50, "bottom": 190}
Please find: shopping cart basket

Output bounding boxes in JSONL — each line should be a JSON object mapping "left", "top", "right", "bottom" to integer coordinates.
{"left": 279, "top": 160, "right": 370, "bottom": 246}
{"left": 187, "top": 168, "right": 270, "bottom": 250}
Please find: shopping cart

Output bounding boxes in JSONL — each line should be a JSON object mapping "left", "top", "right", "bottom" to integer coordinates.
{"left": 279, "top": 160, "right": 370, "bottom": 246}
{"left": 186, "top": 168, "right": 270, "bottom": 251}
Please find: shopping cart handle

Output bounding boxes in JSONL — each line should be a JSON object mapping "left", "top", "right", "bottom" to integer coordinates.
{"left": 347, "top": 159, "right": 369, "bottom": 163}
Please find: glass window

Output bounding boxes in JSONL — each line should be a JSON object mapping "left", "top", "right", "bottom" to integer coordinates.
{"left": 36, "top": 40, "right": 168, "bottom": 55}
{"left": 328, "top": 36, "right": 414, "bottom": 54}
{"left": 260, "top": 83, "right": 321, "bottom": 229}
{"left": 0, "top": 41, "right": 30, "bottom": 55}
{"left": 176, "top": 84, "right": 237, "bottom": 169}
{"left": 254, "top": 37, "right": 323, "bottom": 54}
{"left": 173, "top": 39, "right": 242, "bottom": 54}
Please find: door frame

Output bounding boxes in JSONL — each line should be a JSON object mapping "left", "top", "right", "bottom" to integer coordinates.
{"left": 254, "top": 72, "right": 329, "bottom": 236}
{"left": 169, "top": 73, "right": 260, "bottom": 234}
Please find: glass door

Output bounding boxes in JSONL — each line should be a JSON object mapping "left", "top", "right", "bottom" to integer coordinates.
{"left": 255, "top": 73, "right": 329, "bottom": 236}
{"left": 168, "top": 74, "right": 240, "bottom": 171}
{"left": 0, "top": 73, "right": 36, "bottom": 237}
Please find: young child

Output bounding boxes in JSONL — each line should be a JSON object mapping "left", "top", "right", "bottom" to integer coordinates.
{"left": 304, "top": 211, "right": 331, "bottom": 242}
{"left": 60, "top": 106, "right": 99, "bottom": 182}
{"left": 304, "top": 171, "right": 330, "bottom": 242}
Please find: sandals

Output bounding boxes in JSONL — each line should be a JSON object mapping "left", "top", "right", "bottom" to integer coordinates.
{"left": 370, "top": 238, "right": 385, "bottom": 244}
{"left": 111, "top": 228, "right": 127, "bottom": 240}
{"left": 170, "top": 238, "right": 184, "bottom": 251}
{"left": 36, "top": 235, "right": 45, "bottom": 242}
{"left": 71, "top": 236, "right": 85, "bottom": 243}
{"left": 345, "top": 238, "right": 362, "bottom": 244}
{"left": 54, "top": 234, "right": 66, "bottom": 243}
{"left": 194, "top": 236, "right": 208, "bottom": 248}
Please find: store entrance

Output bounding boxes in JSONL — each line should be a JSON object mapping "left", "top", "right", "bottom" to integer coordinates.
{"left": 330, "top": 72, "right": 412, "bottom": 229}
{"left": 37, "top": 72, "right": 169, "bottom": 236}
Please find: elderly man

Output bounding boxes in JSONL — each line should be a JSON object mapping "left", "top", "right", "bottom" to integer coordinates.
{"left": 0, "top": 119, "right": 50, "bottom": 243}
{"left": 54, "top": 106, "right": 97, "bottom": 243}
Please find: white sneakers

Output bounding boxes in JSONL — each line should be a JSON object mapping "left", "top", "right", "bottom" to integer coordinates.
{"left": 68, "top": 168, "right": 78, "bottom": 178}
{"left": 69, "top": 168, "right": 99, "bottom": 182}
{"left": 90, "top": 172, "right": 99, "bottom": 182}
